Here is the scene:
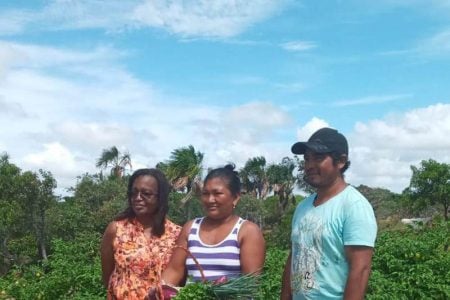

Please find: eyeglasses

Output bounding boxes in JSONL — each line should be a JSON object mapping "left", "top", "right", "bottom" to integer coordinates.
{"left": 130, "top": 190, "right": 158, "bottom": 201}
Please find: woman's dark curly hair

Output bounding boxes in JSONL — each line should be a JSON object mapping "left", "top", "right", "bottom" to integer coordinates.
{"left": 115, "top": 168, "right": 170, "bottom": 237}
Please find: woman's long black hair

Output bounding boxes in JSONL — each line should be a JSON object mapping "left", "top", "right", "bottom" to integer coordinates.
{"left": 115, "top": 168, "right": 170, "bottom": 237}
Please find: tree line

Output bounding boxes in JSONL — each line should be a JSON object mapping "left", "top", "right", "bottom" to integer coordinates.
{"left": 0, "top": 145, "right": 449, "bottom": 278}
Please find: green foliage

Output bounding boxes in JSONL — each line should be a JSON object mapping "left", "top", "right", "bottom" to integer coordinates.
{"left": 172, "top": 249, "right": 288, "bottom": 300}
{"left": 6, "top": 235, "right": 37, "bottom": 262}
{"left": 163, "top": 145, "right": 204, "bottom": 193}
{"left": 407, "top": 159, "right": 450, "bottom": 220}
{"left": 175, "top": 273, "right": 262, "bottom": 300}
{"left": 239, "top": 156, "right": 268, "bottom": 199}
{"left": 0, "top": 233, "right": 105, "bottom": 300}
{"left": 260, "top": 195, "right": 280, "bottom": 226}
{"left": 173, "top": 282, "right": 214, "bottom": 300}
{"left": 258, "top": 248, "right": 289, "bottom": 300}
{"left": 1, "top": 150, "right": 449, "bottom": 299}
{"left": 293, "top": 157, "right": 314, "bottom": 195}
{"left": 96, "top": 146, "right": 132, "bottom": 178}
{"left": 67, "top": 173, "right": 127, "bottom": 233}
{"left": 266, "top": 157, "right": 297, "bottom": 211}
{"left": 235, "top": 194, "right": 264, "bottom": 226}
{"left": 356, "top": 185, "right": 397, "bottom": 220}
{"left": 168, "top": 192, "right": 204, "bottom": 225}
{"left": 0, "top": 156, "right": 58, "bottom": 271}
{"left": 367, "top": 219, "right": 450, "bottom": 299}
{"left": 264, "top": 196, "right": 302, "bottom": 250}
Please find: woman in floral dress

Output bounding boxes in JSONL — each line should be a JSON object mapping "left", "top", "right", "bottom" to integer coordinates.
{"left": 101, "top": 168, "right": 181, "bottom": 299}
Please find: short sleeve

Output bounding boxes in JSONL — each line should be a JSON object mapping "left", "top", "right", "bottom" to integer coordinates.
{"left": 343, "top": 198, "right": 377, "bottom": 247}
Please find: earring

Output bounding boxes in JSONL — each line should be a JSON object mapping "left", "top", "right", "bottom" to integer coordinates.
{"left": 233, "top": 204, "right": 236, "bottom": 209}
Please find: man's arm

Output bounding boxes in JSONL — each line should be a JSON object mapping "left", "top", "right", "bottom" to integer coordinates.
{"left": 343, "top": 245, "right": 373, "bottom": 300}
{"left": 280, "top": 251, "right": 292, "bottom": 300}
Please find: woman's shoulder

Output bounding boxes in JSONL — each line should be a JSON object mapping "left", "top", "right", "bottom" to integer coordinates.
{"left": 184, "top": 217, "right": 203, "bottom": 229}
{"left": 113, "top": 217, "right": 140, "bottom": 231}
{"left": 102, "top": 221, "right": 118, "bottom": 240}
{"left": 237, "top": 219, "right": 265, "bottom": 248}
{"left": 165, "top": 218, "right": 182, "bottom": 230}
{"left": 238, "top": 219, "right": 262, "bottom": 235}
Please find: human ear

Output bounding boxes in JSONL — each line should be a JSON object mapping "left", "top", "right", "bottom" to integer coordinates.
{"left": 232, "top": 194, "right": 240, "bottom": 208}
{"left": 338, "top": 155, "right": 347, "bottom": 169}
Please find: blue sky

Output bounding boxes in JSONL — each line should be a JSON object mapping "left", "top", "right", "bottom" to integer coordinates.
{"left": 0, "top": 0, "right": 449, "bottom": 195}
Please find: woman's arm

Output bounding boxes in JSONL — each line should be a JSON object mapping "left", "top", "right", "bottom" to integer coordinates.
{"left": 100, "top": 221, "right": 116, "bottom": 288}
{"left": 238, "top": 221, "right": 266, "bottom": 274}
{"left": 161, "top": 220, "right": 193, "bottom": 286}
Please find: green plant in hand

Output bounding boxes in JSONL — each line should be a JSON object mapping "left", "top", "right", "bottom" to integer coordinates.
{"left": 173, "top": 281, "right": 214, "bottom": 300}
{"left": 174, "top": 273, "right": 262, "bottom": 300}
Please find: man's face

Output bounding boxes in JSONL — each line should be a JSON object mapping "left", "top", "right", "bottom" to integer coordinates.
{"left": 303, "top": 150, "right": 344, "bottom": 189}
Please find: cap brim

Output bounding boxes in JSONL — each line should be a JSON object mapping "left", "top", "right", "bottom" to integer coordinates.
{"left": 291, "top": 142, "right": 307, "bottom": 154}
{"left": 291, "top": 142, "right": 332, "bottom": 154}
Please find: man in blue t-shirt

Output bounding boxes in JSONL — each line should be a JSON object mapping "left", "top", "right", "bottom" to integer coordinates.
{"left": 281, "top": 127, "right": 377, "bottom": 300}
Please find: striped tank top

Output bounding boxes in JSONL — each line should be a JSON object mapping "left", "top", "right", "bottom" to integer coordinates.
{"left": 186, "top": 217, "right": 245, "bottom": 282}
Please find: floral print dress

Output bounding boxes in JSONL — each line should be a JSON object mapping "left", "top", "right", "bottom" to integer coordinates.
{"left": 107, "top": 218, "right": 181, "bottom": 300}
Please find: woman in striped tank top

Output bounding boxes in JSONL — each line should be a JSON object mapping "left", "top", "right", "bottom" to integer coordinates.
{"left": 161, "top": 164, "right": 266, "bottom": 286}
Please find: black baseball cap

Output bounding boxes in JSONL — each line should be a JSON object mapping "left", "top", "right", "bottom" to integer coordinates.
{"left": 291, "top": 127, "right": 348, "bottom": 155}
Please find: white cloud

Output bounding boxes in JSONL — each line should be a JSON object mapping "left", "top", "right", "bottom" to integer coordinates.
{"left": 2, "top": 35, "right": 449, "bottom": 200}
{"left": 227, "top": 101, "right": 292, "bottom": 129}
{"left": 1, "top": 40, "right": 296, "bottom": 194}
{"left": 23, "top": 142, "right": 76, "bottom": 170}
{"left": 0, "top": 0, "right": 287, "bottom": 39}
{"left": 19, "top": 142, "right": 93, "bottom": 195}
{"left": 274, "top": 82, "right": 307, "bottom": 93}
{"left": 378, "top": 0, "right": 450, "bottom": 9}
{"left": 356, "top": 0, "right": 450, "bottom": 14}
{"left": 295, "top": 117, "right": 329, "bottom": 141}
{"left": 132, "top": 0, "right": 285, "bottom": 38}
{"left": 379, "top": 29, "right": 450, "bottom": 59}
{"left": 348, "top": 103, "right": 450, "bottom": 192}
{"left": 416, "top": 29, "right": 450, "bottom": 56}
{"left": 189, "top": 101, "right": 293, "bottom": 167}
{"left": 293, "top": 105, "right": 450, "bottom": 193}
{"left": 51, "top": 122, "right": 134, "bottom": 150}
{"left": 0, "top": 1, "right": 140, "bottom": 35}
{"left": 0, "top": 41, "right": 161, "bottom": 191}
{"left": 0, "top": 10, "right": 32, "bottom": 35}
{"left": 281, "top": 41, "right": 317, "bottom": 52}
{"left": 0, "top": 98, "right": 28, "bottom": 118}
{"left": 333, "top": 94, "right": 412, "bottom": 107}
{"left": 229, "top": 75, "right": 266, "bottom": 85}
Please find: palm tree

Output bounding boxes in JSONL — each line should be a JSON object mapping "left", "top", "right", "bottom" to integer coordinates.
{"left": 294, "top": 156, "right": 315, "bottom": 195}
{"left": 165, "top": 145, "right": 204, "bottom": 204}
{"left": 96, "top": 146, "right": 132, "bottom": 178}
{"left": 239, "top": 156, "right": 269, "bottom": 199}
{"left": 267, "top": 157, "right": 297, "bottom": 212}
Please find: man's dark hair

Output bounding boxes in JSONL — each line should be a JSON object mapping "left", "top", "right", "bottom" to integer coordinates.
{"left": 330, "top": 152, "right": 351, "bottom": 175}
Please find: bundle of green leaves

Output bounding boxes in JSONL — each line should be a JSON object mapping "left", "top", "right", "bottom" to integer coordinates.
{"left": 173, "top": 273, "right": 261, "bottom": 300}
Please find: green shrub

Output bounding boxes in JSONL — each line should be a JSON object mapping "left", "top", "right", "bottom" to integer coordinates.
{"left": 258, "top": 248, "right": 289, "bottom": 299}
{"left": 264, "top": 205, "right": 296, "bottom": 250}
{"left": 0, "top": 232, "right": 105, "bottom": 300}
{"left": 367, "top": 219, "right": 450, "bottom": 299}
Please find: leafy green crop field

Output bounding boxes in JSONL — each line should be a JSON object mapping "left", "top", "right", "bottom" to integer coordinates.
{"left": 1, "top": 220, "right": 448, "bottom": 299}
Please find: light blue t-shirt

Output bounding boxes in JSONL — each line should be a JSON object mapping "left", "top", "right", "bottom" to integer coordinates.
{"left": 291, "top": 185, "right": 377, "bottom": 300}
